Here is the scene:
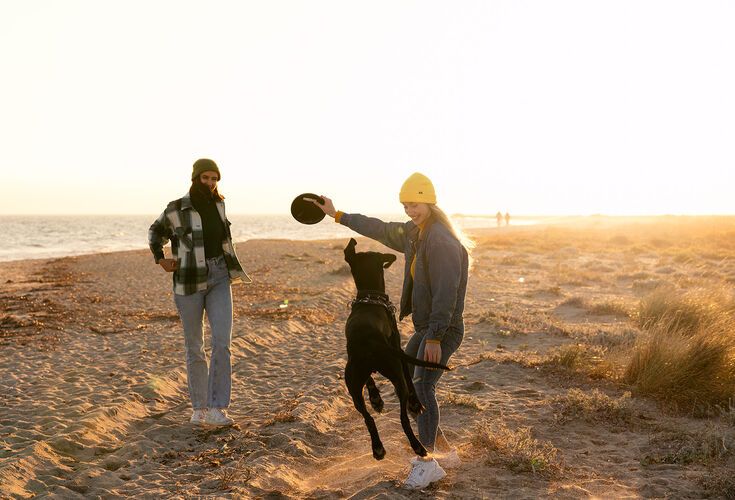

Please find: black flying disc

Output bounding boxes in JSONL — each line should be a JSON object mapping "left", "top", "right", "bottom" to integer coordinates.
{"left": 291, "top": 193, "right": 326, "bottom": 225}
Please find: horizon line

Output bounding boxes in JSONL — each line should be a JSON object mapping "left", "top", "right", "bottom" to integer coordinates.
{"left": 2, "top": 212, "right": 735, "bottom": 218}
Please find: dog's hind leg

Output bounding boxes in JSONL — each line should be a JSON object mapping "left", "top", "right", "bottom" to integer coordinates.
{"left": 345, "top": 364, "right": 386, "bottom": 460}
{"left": 387, "top": 368, "right": 428, "bottom": 457}
{"left": 365, "top": 376, "right": 384, "bottom": 413}
{"left": 401, "top": 359, "right": 425, "bottom": 418}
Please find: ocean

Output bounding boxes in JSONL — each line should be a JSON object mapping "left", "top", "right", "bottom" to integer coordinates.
{"left": 0, "top": 214, "right": 537, "bottom": 262}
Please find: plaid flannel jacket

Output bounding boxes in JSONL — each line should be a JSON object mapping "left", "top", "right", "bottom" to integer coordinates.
{"left": 148, "top": 193, "right": 250, "bottom": 295}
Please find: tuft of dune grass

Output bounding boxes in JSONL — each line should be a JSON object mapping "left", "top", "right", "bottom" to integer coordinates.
{"left": 441, "top": 391, "right": 484, "bottom": 410}
{"left": 551, "top": 263, "right": 604, "bottom": 286}
{"left": 547, "top": 344, "right": 598, "bottom": 370}
{"left": 559, "top": 297, "right": 586, "bottom": 308}
{"left": 586, "top": 327, "right": 638, "bottom": 349}
{"left": 638, "top": 287, "right": 735, "bottom": 334}
{"left": 632, "top": 279, "right": 672, "bottom": 295}
{"left": 644, "top": 426, "right": 734, "bottom": 466}
{"left": 471, "top": 419, "right": 562, "bottom": 477}
{"left": 217, "top": 459, "right": 251, "bottom": 491}
{"left": 624, "top": 324, "right": 735, "bottom": 413}
{"left": 560, "top": 296, "right": 632, "bottom": 317}
{"left": 624, "top": 298, "right": 735, "bottom": 413}
{"left": 550, "top": 388, "right": 633, "bottom": 425}
{"left": 589, "top": 299, "right": 632, "bottom": 317}
{"left": 698, "top": 470, "right": 735, "bottom": 499}
{"left": 549, "top": 285, "right": 735, "bottom": 414}
{"left": 544, "top": 343, "right": 616, "bottom": 379}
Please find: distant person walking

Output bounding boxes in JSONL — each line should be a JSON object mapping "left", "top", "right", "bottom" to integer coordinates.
{"left": 505, "top": 211, "right": 510, "bottom": 226}
{"left": 310, "top": 172, "right": 472, "bottom": 489}
{"left": 148, "top": 159, "right": 249, "bottom": 427}
{"left": 496, "top": 211, "right": 503, "bottom": 227}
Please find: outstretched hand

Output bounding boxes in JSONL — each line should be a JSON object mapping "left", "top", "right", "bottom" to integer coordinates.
{"left": 305, "top": 195, "right": 337, "bottom": 218}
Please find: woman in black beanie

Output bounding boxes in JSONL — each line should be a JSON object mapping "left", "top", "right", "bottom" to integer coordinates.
{"left": 148, "top": 158, "right": 249, "bottom": 426}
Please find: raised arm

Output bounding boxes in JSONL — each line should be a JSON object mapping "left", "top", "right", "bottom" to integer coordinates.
{"left": 309, "top": 195, "right": 409, "bottom": 253}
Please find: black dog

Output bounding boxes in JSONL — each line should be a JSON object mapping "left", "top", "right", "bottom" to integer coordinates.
{"left": 342, "top": 238, "right": 449, "bottom": 460}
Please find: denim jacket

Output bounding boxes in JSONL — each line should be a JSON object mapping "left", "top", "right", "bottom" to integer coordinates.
{"left": 338, "top": 213, "right": 468, "bottom": 341}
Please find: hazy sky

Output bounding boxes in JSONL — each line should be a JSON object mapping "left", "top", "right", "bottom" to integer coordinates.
{"left": 1, "top": 1, "right": 733, "bottom": 216}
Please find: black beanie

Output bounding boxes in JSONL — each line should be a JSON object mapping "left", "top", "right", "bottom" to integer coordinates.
{"left": 191, "top": 158, "right": 221, "bottom": 181}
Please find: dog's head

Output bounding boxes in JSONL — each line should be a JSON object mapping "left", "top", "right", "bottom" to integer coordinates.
{"left": 344, "top": 238, "right": 397, "bottom": 293}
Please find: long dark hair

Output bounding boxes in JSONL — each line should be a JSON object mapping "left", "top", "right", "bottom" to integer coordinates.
{"left": 190, "top": 178, "right": 225, "bottom": 201}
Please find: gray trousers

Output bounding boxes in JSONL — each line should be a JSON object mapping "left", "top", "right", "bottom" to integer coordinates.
{"left": 405, "top": 327, "right": 463, "bottom": 451}
{"left": 174, "top": 255, "right": 233, "bottom": 409}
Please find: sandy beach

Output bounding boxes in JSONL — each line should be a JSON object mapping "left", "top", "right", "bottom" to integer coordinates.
{"left": 2, "top": 218, "right": 734, "bottom": 499}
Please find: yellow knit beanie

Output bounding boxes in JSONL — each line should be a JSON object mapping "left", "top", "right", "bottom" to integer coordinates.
{"left": 399, "top": 172, "right": 436, "bottom": 204}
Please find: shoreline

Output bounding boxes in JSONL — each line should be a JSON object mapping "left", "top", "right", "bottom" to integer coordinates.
{"left": 0, "top": 226, "right": 512, "bottom": 265}
{"left": 0, "top": 215, "right": 735, "bottom": 263}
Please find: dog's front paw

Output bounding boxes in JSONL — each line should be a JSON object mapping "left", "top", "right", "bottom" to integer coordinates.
{"left": 373, "top": 445, "right": 386, "bottom": 460}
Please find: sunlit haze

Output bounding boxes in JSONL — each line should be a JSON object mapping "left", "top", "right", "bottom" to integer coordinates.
{"left": 1, "top": 1, "right": 733, "bottom": 216}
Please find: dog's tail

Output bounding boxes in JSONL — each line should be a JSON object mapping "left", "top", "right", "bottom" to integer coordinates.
{"left": 371, "top": 342, "right": 451, "bottom": 370}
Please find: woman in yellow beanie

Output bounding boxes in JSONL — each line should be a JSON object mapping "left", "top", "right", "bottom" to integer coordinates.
{"left": 311, "top": 172, "right": 472, "bottom": 489}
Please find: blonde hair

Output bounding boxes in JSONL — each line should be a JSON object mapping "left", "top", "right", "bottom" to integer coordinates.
{"left": 428, "top": 205, "right": 475, "bottom": 256}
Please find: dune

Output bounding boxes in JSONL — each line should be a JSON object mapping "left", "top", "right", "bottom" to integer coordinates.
{"left": 1, "top": 219, "right": 734, "bottom": 498}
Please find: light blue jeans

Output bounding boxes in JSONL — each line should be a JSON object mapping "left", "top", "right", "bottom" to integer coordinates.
{"left": 174, "top": 255, "right": 233, "bottom": 410}
{"left": 405, "top": 327, "right": 463, "bottom": 451}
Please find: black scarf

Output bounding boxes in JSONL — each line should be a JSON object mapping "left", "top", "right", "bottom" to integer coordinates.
{"left": 190, "top": 183, "right": 225, "bottom": 259}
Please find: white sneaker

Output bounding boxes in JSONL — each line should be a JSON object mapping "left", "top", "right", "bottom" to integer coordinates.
{"left": 435, "top": 448, "right": 461, "bottom": 469}
{"left": 190, "top": 409, "right": 207, "bottom": 425}
{"left": 204, "top": 408, "right": 234, "bottom": 426}
{"left": 404, "top": 457, "right": 446, "bottom": 489}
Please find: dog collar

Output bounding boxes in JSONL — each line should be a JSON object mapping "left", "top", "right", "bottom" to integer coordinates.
{"left": 350, "top": 292, "right": 397, "bottom": 315}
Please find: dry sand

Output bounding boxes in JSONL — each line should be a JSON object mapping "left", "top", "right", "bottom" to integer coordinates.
{"left": 1, "top": 219, "right": 734, "bottom": 498}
